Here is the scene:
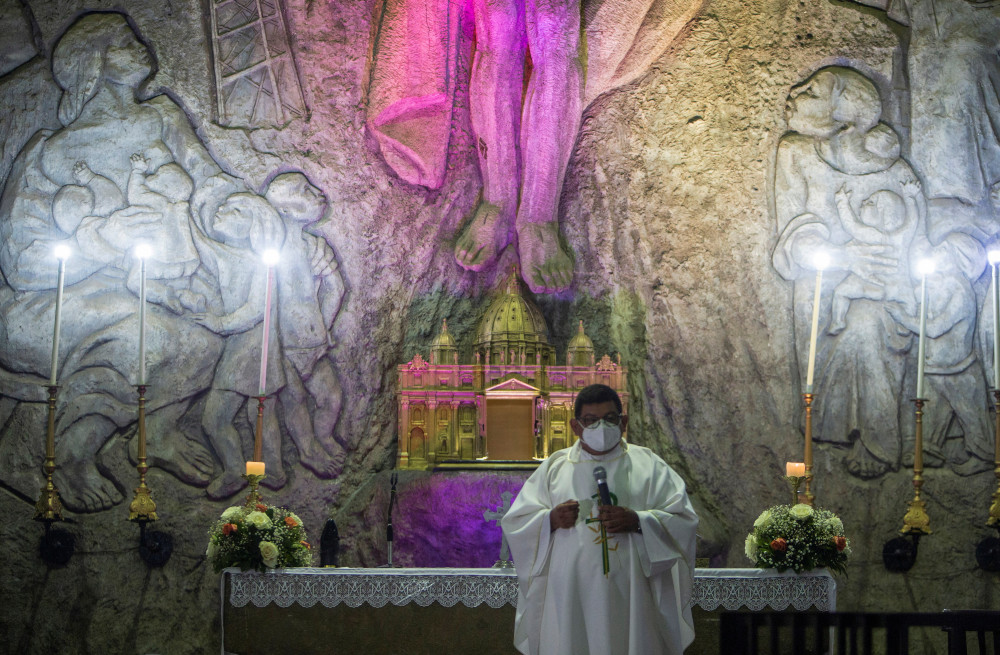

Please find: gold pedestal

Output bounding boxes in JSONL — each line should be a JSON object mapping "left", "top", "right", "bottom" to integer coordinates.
{"left": 34, "top": 385, "right": 64, "bottom": 522}
{"left": 901, "top": 398, "right": 932, "bottom": 536}
{"left": 785, "top": 475, "right": 805, "bottom": 506}
{"left": 988, "top": 390, "right": 1000, "bottom": 529}
{"left": 128, "top": 385, "right": 158, "bottom": 522}
{"left": 802, "top": 393, "right": 815, "bottom": 506}
{"left": 243, "top": 474, "right": 265, "bottom": 508}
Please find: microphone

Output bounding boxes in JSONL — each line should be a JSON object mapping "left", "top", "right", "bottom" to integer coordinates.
{"left": 593, "top": 466, "right": 612, "bottom": 506}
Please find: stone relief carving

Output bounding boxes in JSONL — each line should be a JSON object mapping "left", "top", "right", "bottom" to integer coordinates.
{"left": 0, "top": 12, "right": 343, "bottom": 511}
{"left": 846, "top": 0, "right": 1000, "bottom": 242}
{"left": 772, "top": 65, "right": 993, "bottom": 480}
{"left": 210, "top": 0, "right": 307, "bottom": 127}
{"left": 366, "top": 0, "right": 706, "bottom": 294}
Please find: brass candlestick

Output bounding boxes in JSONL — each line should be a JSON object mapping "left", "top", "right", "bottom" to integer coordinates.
{"left": 243, "top": 474, "right": 265, "bottom": 508}
{"left": 901, "top": 398, "right": 932, "bottom": 536}
{"left": 802, "top": 392, "right": 815, "bottom": 506}
{"left": 988, "top": 390, "right": 1000, "bottom": 529}
{"left": 128, "top": 385, "right": 158, "bottom": 522}
{"left": 785, "top": 475, "right": 805, "bottom": 506}
{"left": 34, "top": 385, "right": 64, "bottom": 521}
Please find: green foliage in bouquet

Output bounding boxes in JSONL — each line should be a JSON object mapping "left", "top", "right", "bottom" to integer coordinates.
{"left": 745, "top": 503, "right": 850, "bottom": 574}
{"left": 207, "top": 502, "right": 312, "bottom": 573}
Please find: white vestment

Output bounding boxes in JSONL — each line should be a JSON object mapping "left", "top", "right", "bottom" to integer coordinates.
{"left": 501, "top": 440, "right": 697, "bottom": 655}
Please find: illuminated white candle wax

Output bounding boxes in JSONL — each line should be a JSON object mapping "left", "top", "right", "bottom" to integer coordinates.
{"left": 915, "top": 258, "right": 935, "bottom": 399}
{"left": 989, "top": 250, "right": 1000, "bottom": 389}
{"left": 805, "top": 251, "right": 830, "bottom": 393}
{"left": 135, "top": 243, "right": 151, "bottom": 386}
{"left": 49, "top": 245, "right": 71, "bottom": 386}
{"left": 258, "top": 249, "right": 280, "bottom": 396}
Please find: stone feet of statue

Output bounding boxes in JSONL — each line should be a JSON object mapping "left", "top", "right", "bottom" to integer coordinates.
{"left": 901, "top": 446, "right": 944, "bottom": 469}
{"left": 455, "top": 200, "right": 510, "bottom": 272}
{"left": 207, "top": 470, "right": 246, "bottom": 500}
{"left": 951, "top": 454, "right": 993, "bottom": 476}
{"left": 845, "top": 436, "right": 891, "bottom": 479}
{"left": 300, "top": 440, "right": 346, "bottom": 479}
{"left": 128, "top": 419, "right": 214, "bottom": 487}
{"left": 54, "top": 461, "right": 124, "bottom": 512}
{"left": 259, "top": 466, "right": 287, "bottom": 491}
{"left": 516, "top": 221, "right": 573, "bottom": 293}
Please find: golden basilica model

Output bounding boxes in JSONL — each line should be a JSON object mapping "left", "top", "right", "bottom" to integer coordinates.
{"left": 396, "top": 275, "right": 628, "bottom": 470}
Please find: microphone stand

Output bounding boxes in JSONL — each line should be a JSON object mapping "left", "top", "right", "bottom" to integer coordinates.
{"left": 379, "top": 472, "right": 398, "bottom": 567}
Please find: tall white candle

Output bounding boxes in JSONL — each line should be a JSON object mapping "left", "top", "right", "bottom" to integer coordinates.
{"left": 990, "top": 251, "right": 1000, "bottom": 389}
{"left": 49, "top": 246, "right": 70, "bottom": 386}
{"left": 258, "top": 249, "right": 280, "bottom": 396}
{"left": 136, "top": 245, "right": 150, "bottom": 386}
{"left": 805, "top": 252, "right": 830, "bottom": 393}
{"left": 915, "top": 259, "right": 934, "bottom": 399}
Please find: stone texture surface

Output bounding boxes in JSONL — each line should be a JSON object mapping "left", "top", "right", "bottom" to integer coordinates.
{"left": 0, "top": 1, "right": 998, "bottom": 654}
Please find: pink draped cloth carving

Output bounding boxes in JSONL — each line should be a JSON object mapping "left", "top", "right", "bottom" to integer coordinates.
{"left": 367, "top": 0, "right": 704, "bottom": 190}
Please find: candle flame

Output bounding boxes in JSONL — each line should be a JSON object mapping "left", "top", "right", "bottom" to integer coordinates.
{"left": 813, "top": 251, "right": 831, "bottom": 271}
{"left": 53, "top": 244, "right": 71, "bottom": 260}
{"left": 989, "top": 250, "right": 1000, "bottom": 266}
{"left": 917, "top": 258, "right": 935, "bottom": 276}
{"left": 262, "top": 249, "right": 280, "bottom": 266}
{"left": 135, "top": 243, "right": 152, "bottom": 259}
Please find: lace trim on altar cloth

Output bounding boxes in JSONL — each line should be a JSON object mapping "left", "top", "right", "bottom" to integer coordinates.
{"left": 227, "top": 568, "right": 519, "bottom": 609}
{"left": 225, "top": 567, "right": 836, "bottom": 612}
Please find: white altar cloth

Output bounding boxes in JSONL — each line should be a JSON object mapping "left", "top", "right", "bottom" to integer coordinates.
{"left": 224, "top": 566, "right": 836, "bottom": 612}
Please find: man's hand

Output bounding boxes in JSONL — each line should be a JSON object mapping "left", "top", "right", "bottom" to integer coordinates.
{"left": 549, "top": 500, "right": 579, "bottom": 532}
{"left": 599, "top": 505, "right": 640, "bottom": 534}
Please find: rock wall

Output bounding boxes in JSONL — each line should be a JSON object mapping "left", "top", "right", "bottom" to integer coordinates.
{"left": 0, "top": 0, "right": 998, "bottom": 653}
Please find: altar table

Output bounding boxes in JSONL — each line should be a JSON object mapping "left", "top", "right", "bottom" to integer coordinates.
{"left": 220, "top": 567, "right": 836, "bottom": 655}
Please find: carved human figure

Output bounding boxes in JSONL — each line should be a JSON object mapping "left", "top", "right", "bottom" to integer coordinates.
{"left": 264, "top": 172, "right": 346, "bottom": 477}
{"left": 772, "top": 66, "right": 925, "bottom": 479}
{"left": 846, "top": 0, "right": 1000, "bottom": 240}
{"left": 192, "top": 193, "right": 287, "bottom": 498}
{"left": 828, "top": 180, "right": 923, "bottom": 334}
{"left": 368, "top": 0, "right": 706, "bottom": 294}
{"left": 886, "top": 233, "right": 994, "bottom": 474}
{"left": 0, "top": 13, "right": 247, "bottom": 510}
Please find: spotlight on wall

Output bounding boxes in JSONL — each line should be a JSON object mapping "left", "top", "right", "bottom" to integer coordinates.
{"left": 882, "top": 535, "right": 920, "bottom": 573}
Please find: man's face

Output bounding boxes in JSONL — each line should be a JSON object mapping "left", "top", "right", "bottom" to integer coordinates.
{"left": 570, "top": 400, "right": 627, "bottom": 438}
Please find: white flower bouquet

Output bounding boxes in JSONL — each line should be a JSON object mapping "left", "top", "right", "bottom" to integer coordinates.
{"left": 745, "top": 503, "right": 850, "bottom": 574}
{"left": 207, "top": 501, "right": 312, "bottom": 572}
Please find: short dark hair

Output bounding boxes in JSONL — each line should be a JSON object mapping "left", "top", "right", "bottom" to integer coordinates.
{"left": 574, "top": 384, "right": 623, "bottom": 418}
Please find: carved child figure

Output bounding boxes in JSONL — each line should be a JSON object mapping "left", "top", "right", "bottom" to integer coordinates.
{"left": 886, "top": 235, "right": 993, "bottom": 474}
{"left": 96, "top": 153, "right": 205, "bottom": 313}
{"left": 829, "top": 180, "right": 922, "bottom": 335}
{"left": 263, "top": 172, "right": 346, "bottom": 478}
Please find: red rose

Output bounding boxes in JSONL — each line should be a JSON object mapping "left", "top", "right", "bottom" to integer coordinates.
{"left": 285, "top": 516, "right": 299, "bottom": 527}
{"left": 256, "top": 503, "right": 267, "bottom": 512}
{"left": 222, "top": 523, "right": 238, "bottom": 536}
{"left": 770, "top": 538, "right": 787, "bottom": 552}
{"left": 833, "top": 536, "right": 847, "bottom": 551}
{"left": 300, "top": 540, "right": 311, "bottom": 549}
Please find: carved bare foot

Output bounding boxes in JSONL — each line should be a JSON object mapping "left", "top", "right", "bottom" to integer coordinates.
{"left": 300, "top": 441, "right": 346, "bottom": 479}
{"left": 54, "top": 461, "right": 124, "bottom": 512}
{"left": 951, "top": 455, "right": 993, "bottom": 476}
{"left": 129, "top": 416, "right": 214, "bottom": 487}
{"left": 259, "top": 466, "right": 287, "bottom": 491}
{"left": 845, "top": 438, "right": 891, "bottom": 479}
{"left": 455, "top": 201, "right": 510, "bottom": 272}
{"left": 517, "top": 221, "right": 573, "bottom": 293}
{"left": 207, "top": 471, "right": 246, "bottom": 500}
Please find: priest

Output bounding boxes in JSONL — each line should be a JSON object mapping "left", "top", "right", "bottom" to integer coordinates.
{"left": 502, "top": 383, "right": 698, "bottom": 655}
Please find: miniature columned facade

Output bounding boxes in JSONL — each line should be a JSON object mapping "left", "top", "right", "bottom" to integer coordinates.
{"left": 397, "top": 280, "right": 628, "bottom": 470}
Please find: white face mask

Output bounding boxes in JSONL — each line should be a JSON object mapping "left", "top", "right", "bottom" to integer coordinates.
{"left": 581, "top": 421, "right": 622, "bottom": 452}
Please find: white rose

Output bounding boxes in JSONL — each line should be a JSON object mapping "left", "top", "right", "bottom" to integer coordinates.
{"left": 828, "top": 516, "right": 843, "bottom": 533}
{"left": 744, "top": 534, "right": 758, "bottom": 563}
{"left": 753, "top": 510, "right": 772, "bottom": 529}
{"left": 247, "top": 511, "right": 272, "bottom": 529}
{"left": 259, "top": 541, "right": 279, "bottom": 567}
{"left": 220, "top": 506, "right": 242, "bottom": 522}
{"left": 789, "top": 504, "right": 814, "bottom": 520}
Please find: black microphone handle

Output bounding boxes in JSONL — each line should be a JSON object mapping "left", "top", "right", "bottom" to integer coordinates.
{"left": 596, "top": 480, "right": 612, "bottom": 507}
{"left": 386, "top": 523, "right": 394, "bottom": 543}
